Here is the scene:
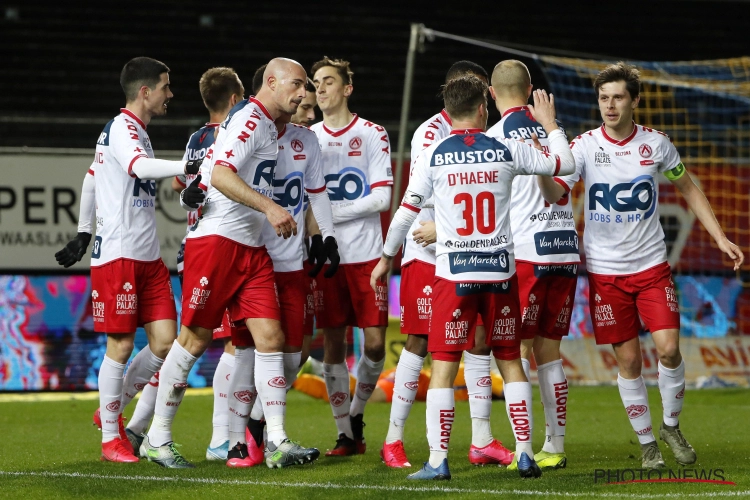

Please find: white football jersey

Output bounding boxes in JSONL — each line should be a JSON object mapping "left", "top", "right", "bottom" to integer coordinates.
{"left": 310, "top": 114, "right": 393, "bottom": 264}
{"left": 487, "top": 106, "right": 580, "bottom": 265}
{"left": 402, "top": 110, "right": 453, "bottom": 267}
{"left": 176, "top": 122, "right": 219, "bottom": 241}
{"left": 190, "top": 97, "right": 277, "bottom": 247}
{"left": 559, "top": 123, "right": 683, "bottom": 275}
{"left": 90, "top": 109, "right": 159, "bottom": 267}
{"left": 407, "top": 129, "right": 565, "bottom": 283}
{"left": 262, "top": 123, "right": 326, "bottom": 272}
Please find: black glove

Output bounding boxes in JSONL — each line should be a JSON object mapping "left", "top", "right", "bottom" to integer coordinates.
{"left": 307, "top": 234, "right": 326, "bottom": 277}
{"left": 180, "top": 174, "right": 205, "bottom": 209}
{"left": 55, "top": 232, "right": 92, "bottom": 268}
{"left": 322, "top": 236, "right": 340, "bottom": 278}
{"left": 185, "top": 158, "right": 202, "bottom": 175}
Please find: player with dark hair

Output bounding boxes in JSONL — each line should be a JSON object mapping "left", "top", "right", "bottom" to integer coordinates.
{"left": 486, "top": 59, "right": 578, "bottom": 471}
{"left": 373, "top": 75, "right": 576, "bottom": 480}
{"left": 55, "top": 56, "right": 202, "bottom": 463}
{"left": 539, "top": 61, "right": 744, "bottom": 469}
{"left": 382, "top": 60, "right": 513, "bottom": 469}
{"left": 310, "top": 56, "right": 393, "bottom": 456}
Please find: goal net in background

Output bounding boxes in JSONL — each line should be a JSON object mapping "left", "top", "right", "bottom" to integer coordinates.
{"left": 395, "top": 26, "right": 750, "bottom": 338}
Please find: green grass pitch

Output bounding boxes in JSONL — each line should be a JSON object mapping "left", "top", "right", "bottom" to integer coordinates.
{"left": 0, "top": 386, "right": 748, "bottom": 499}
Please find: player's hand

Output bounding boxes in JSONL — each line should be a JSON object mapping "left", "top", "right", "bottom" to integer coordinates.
{"left": 180, "top": 174, "right": 205, "bottom": 209}
{"left": 323, "top": 237, "right": 340, "bottom": 278}
{"left": 530, "top": 133, "right": 543, "bottom": 151}
{"left": 527, "top": 89, "right": 558, "bottom": 132}
{"left": 717, "top": 237, "right": 745, "bottom": 271}
{"left": 307, "top": 234, "right": 326, "bottom": 277}
{"left": 413, "top": 220, "right": 437, "bottom": 247}
{"left": 266, "top": 204, "right": 297, "bottom": 239}
{"left": 370, "top": 256, "right": 392, "bottom": 292}
{"left": 54, "top": 232, "right": 92, "bottom": 268}
{"left": 185, "top": 158, "right": 203, "bottom": 175}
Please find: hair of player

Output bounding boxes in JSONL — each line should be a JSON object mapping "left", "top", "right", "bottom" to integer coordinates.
{"left": 311, "top": 56, "right": 353, "bottom": 86}
{"left": 442, "top": 75, "right": 488, "bottom": 121}
{"left": 252, "top": 64, "right": 268, "bottom": 95}
{"left": 120, "top": 57, "right": 170, "bottom": 102}
{"left": 490, "top": 59, "right": 531, "bottom": 98}
{"left": 199, "top": 67, "right": 244, "bottom": 113}
{"left": 594, "top": 61, "right": 641, "bottom": 99}
{"left": 305, "top": 77, "right": 316, "bottom": 93}
{"left": 445, "top": 60, "right": 488, "bottom": 83}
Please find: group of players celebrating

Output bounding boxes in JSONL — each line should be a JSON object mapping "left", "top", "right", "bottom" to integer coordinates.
{"left": 55, "top": 54, "right": 743, "bottom": 480}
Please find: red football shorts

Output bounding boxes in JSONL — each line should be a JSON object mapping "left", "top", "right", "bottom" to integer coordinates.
{"left": 180, "top": 235, "right": 280, "bottom": 331}
{"left": 91, "top": 258, "right": 176, "bottom": 334}
{"left": 399, "top": 260, "right": 435, "bottom": 335}
{"left": 428, "top": 275, "right": 521, "bottom": 362}
{"left": 314, "top": 258, "right": 388, "bottom": 329}
{"left": 587, "top": 261, "right": 680, "bottom": 345}
{"left": 516, "top": 262, "right": 578, "bottom": 341}
{"left": 212, "top": 310, "right": 233, "bottom": 341}
{"left": 275, "top": 270, "right": 308, "bottom": 348}
{"left": 302, "top": 262, "right": 315, "bottom": 336}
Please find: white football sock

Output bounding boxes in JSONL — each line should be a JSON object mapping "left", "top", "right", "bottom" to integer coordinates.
{"left": 121, "top": 345, "right": 164, "bottom": 408}
{"left": 385, "top": 349, "right": 424, "bottom": 444}
{"left": 250, "top": 396, "right": 264, "bottom": 421}
{"left": 464, "top": 351, "right": 493, "bottom": 448}
{"left": 323, "top": 362, "right": 353, "bottom": 439}
{"left": 538, "top": 359, "right": 568, "bottom": 454}
{"left": 284, "top": 351, "right": 302, "bottom": 389}
{"left": 255, "top": 351, "right": 288, "bottom": 447}
{"left": 350, "top": 354, "right": 385, "bottom": 417}
{"left": 618, "top": 374, "right": 655, "bottom": 444}
{"left": 658, "top": 361, "right": 685, "bottom": 427}
{"left": 99, "top": 355, "right": 126, "bottom": 443}
{"left": 521, "top": 357, "right": 531, "bottom": 383}
{"left": 426, "top": 388, "right": 454, "bottom": 468}
{"left": 146, "top": 340, "right": 197, "bottom": 447}
{"left": 210, "top": 352, "right": 234, "bottom": 448}
{"left": 504, "top": 381, "right": 534, "bottom": 457}
{"left": 126, "top": 372, "right": 159, "bottom": 434}
{"left": 227, "top": 347, "right": 256, "bottom": 446}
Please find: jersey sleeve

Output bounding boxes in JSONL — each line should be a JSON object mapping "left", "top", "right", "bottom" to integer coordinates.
{"left": 506, "top": 138, "right": 559, "bottom": 176}
{"left": 401, "top": 154, "right": 433, "bottom": 211}
{"left": 303, "top": 134, "right": 326, "bottom": 193}
{"left": 554, "top": 136, "right": 585, "bottom": 191}
{"left": 213, "top": 114, "right": 265, "bottom": 176}
{"left": 366, "top": 126, "right": 394, "bottom": 189}
{"left": 175, "top": 142, "right": 190, "bottom": 187}
{"left": 109, "top": 119, "right": 149, "bottom": 178}
{"left": 659, "top": 136, "right": 686, "bottom": 180}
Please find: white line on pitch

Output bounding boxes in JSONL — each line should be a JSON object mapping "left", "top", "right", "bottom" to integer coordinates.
{"left": 0, "top": 471, "right": 745, "bottom": 498}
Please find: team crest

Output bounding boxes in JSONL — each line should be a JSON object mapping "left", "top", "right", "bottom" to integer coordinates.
{"left": 329, "top": 392, "right": 347, "bottom": 407}
{"left": 291, "top": 139, "right": 304, "bottom": 152}
{"left": 626, "top": 404, "right": 648, "bottom": 419}
{"left": 639, "top": 144, "right": 652, "bottom": 158}
{"left": 349, "top": 137, "right": 362, "bottom": 150}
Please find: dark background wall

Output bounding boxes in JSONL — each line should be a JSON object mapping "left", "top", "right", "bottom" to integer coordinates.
{"left": 1, "top": 1, "right": 748, "bottom": 150}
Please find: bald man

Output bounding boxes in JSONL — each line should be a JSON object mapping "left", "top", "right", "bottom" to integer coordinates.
{"left": 486, "top": 60, "right": 578, "bottom": 471}
{"left": 141, "top": 58, "right": 322, "bottom": 469}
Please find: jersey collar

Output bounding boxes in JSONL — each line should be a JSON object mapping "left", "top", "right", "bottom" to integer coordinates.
{"left": 249, "top": 97, "right": 273, "bottom": 120}
{"left": 120, "top": 108, "right": 146, "bottom": 129}
{"left": 277, "top": 123, "right": 287, "bottom": 139}
{"left": 501, "top": 105, "right": 529, "bottom": 118}
{"left": 205, "top": 123, "right": 220, "bottom": 128}
{"left": 450, "top": 128, "right": 483, "bottom": 135}
{"left": 601, "top": 121, "right": 637, "bottom": 146}
{"left": 440, "top": 109, "right": 452, "bottom": 126}
{"left": 322, "top": 114, "right": 359, "bottom": 137}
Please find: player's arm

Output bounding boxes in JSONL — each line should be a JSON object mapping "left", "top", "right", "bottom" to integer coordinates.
{"left": 533, "top": 134, "right": 581, "bottom": 204}
{"left": 55, "top": 165, "right": 95, "bottom": 267}
{"left": 331, "top": 186, "right": 391, "bottom": 223}
{"left": 130, "top": 157, "right": 201, "bottom": 180}
{"left": 669, "top": 166, "right": 744, "bottom": 270}
{"left": 305, "top": 207, "right": 321, "bottom": 236}
{"left": 370, "top": 157, "right": 431, "bottom": 291}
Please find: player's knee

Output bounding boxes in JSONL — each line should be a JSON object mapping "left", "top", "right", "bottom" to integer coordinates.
{"left": 404, "top": 334, "right": 428, "bottom": 356}
{"left": 467, "top": 343, "right": 491, "bottom": 356}
{"left": 657, "top": 342, "right": 681, "bottom": 366}
{"left": 107, "top": 336, "right": 134, "bottom": 363}
{"left": 364, "top": 342, "right": 385, "bottom": 362}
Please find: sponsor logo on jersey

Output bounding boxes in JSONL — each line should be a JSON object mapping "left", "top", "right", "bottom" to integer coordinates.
{"left": 444, "top": 235, "right": 508, "bottom": 250}
{"left": 97, "top": 120, "right": 114, "bottom": 146}
{"left": 448, "top": 250, "right": 509, "bottom": 275}
{"left": 588, "top": 175, "right": 656, "bottom": 220}
{"left": 594, "top": 151, "right": 612, "bottom": 167}
{"left": 455, "top": 281, "right": 511, "bottom": 296}
{"left": 273, "top": 171, "right": 304, "bottom": 215}
{"left": 506, "top": 125, "right": 547, "bottom": 141}
{"left": 324, "top": 166, "right": 370, "bottom": 201}
{"left": 529, "top": 211, "right": 575, "bottom": 223}
{"left": 252, "top": 159, "right": 277, "bottom": 196}
{"left": 534, "top": 230, "right": 579, "bottom": 255}
{"left": 431, "top": 134, "right": 512, "bottom": 167}
{"left": 422, "top": 285, "right": 432, "bottom": 295}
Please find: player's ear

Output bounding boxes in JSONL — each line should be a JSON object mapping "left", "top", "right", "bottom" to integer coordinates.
{"left": 632, "top": 94, "right": 640, "bottom": 109}
{"left": 527, "top": 83, "right": 533, "bottom": 99}
{"left": 140, "top": 85, "right": 150, "bottom": 100}
{"left": 488, "top": 86, "right": 497, "bottom": 101}
{"left": 344, "top": 84, "right": 353, "bottom": 97}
